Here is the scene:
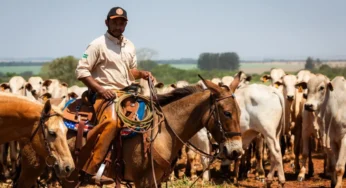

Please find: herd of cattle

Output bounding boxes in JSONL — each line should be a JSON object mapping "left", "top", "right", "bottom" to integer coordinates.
{"left": 0, "top": 69, "right": 345, "bottom": 187}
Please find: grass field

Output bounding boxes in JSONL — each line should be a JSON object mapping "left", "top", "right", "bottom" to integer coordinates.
{"left": 0, "top": 65, "right": 42, "bottom": 74}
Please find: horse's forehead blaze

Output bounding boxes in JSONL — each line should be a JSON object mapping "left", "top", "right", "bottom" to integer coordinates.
{"left": 46, "top": 115, "right": 66, "bottom": 134}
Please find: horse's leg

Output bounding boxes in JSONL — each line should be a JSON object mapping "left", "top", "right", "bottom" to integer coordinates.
{"left": 16, "top": 144, "right": 46, "bottom": 188}
{"left": 0, "top": 143, "right": 11, "bottom": 179}
{"left": 9, "top": 141, "right": 19, "bottom": 176}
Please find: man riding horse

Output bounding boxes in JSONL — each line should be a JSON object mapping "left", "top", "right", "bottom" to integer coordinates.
{"left": 75, "top": 6, "right": 154, "bottom": 184}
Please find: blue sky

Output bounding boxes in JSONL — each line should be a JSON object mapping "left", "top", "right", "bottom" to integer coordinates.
{"left": 1, "top": 0, "right": 345, "bottom": 60}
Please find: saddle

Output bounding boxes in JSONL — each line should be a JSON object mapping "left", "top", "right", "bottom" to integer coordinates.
{"left": 62, "top": 91, "right": 97, "bottom": 130}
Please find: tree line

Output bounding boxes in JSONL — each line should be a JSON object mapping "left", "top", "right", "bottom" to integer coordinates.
{"left": 197, "top": 52, "right": 240, "bottom": 71}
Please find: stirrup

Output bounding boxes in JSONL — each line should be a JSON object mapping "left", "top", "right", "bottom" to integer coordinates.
{"left": 95, "top": 163, "right": 107, "bottom": 185}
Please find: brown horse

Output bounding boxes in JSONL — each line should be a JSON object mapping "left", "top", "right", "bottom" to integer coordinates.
{"left": 19, "top": 73, "right": 244, "bottom": 187}
{"left": 0, "top": 92, "right": 75, "bottom": 187}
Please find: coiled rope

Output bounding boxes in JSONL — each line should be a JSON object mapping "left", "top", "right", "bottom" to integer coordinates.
{"left": 115, "top": 93, "right": 154, "bottom": 130}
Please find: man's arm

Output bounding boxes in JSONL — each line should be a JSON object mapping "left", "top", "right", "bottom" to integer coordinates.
{"left": 79, "top": 76, "right": 115, "bottom": 100}
{"left": 130, "top": 69, "right": 153, "bottom": 80}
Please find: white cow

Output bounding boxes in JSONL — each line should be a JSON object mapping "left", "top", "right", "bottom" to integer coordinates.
{"left": 211, "top": 78, "right": 222, "bottom": 85}
{"left": 67, "top": 85, "right": 88, "bottom": 99}
{"left": 261, "top": 68, "right": 286, "bottom": 91}
{"left": 302, "top": 75, "right": 346, "bottom": 187}
{"left": 235, "top": 83, "right": 286, "bottom": 186}
{"left": 42, "top": 79, "right": 68, "bottom": 99}
{"left": 25, "top": 76, "right": 44, "bottom": 100}
{"left": 8, "top": 76, "right": 26, "bottom": 96}
{"left": 221, "top": 76, "right": 234, "bottom": 86}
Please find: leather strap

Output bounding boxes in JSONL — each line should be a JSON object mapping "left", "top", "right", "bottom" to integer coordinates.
{"left": 75, "top": 120, "right": 85, "bottom": 159}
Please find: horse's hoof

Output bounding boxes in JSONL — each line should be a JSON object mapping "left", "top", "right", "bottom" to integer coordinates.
{"left": 297, "top": 176, "right": 304, "bottom": 182}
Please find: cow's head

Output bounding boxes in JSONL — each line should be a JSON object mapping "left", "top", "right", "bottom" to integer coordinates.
{"left": 26, "top": 77, "right": 44, "bottom": 97}
{"left": 275, "top": 74, "right": 298, "bottom": 101}
{"left": 302, "top": 74, "right": 333, "bottom": 112}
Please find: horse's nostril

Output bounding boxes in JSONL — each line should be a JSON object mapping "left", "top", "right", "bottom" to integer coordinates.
{"left": 65, "top": 165, "right": 71, "bottom": 173}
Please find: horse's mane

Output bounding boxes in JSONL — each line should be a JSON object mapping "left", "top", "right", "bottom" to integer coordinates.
{"left": 156, "top": 85, "right": 204, "bottom": 106}
{"left": 0, "top": 92, "right": 63, "bottom": 116}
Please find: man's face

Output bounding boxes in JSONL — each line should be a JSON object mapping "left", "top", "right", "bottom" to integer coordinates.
{"left": 106, "top": 18, "right": 127, "bottom": 38}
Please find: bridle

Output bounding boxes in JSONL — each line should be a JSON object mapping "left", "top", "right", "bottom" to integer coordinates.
{"left": 207, "top": 92, "right": 242, "bottom": 142}
{"left": 30, "top": 110, "right": 60, "bottom": 167}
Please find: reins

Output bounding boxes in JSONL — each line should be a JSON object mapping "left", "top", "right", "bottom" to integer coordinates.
{"left": 30, "top": 110, "right": 60, "bottom": 167}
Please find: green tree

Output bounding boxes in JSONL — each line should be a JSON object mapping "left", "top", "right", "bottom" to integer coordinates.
{"left": 305, "top": 57, "right": 314, "bottom": 70}
{"left": 198, "top": 52, "right": 240, "bottom": 70}
{"left": 40, "top": 56, "right": 79, "bottom": 86}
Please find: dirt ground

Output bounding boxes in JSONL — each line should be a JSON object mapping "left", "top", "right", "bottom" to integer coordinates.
{"left": 0, "top": 152, "right": 345, "bottom": 188}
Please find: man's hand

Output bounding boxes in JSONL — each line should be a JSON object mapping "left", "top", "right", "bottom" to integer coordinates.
{"left": 141, "top": 71, "right": 154, "bottom": 81}
{"left": 97, "top": 88, "right": 115, "bottom": 100}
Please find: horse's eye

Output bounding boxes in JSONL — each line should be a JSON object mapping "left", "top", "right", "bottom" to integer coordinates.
{"left": 224, "top": 111, "right": 232, "bottom": 118}
{"left": 48, "top": 130, "right": 56, "bottom": 137}
{"left": 319, "top": 86, "right": 325, "bottom": 91}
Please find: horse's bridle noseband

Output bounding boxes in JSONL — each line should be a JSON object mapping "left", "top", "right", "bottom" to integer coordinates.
{"left": 30, "top": 111, "right": 59, "bottom": 167}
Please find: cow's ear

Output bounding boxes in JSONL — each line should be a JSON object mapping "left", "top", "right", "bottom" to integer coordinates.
{"left": 295, "top": 82, "right": 307, "bottom": 90}
{"left": 155, "top": 82, "right": 164, "bottom": 89}
{"left": 170, "top": 83, "right": 177, "bottom": 88}
{"left": 68, "top": 92, "right": 78, "bottom": 99}
{"left": 43, "top": 80, "right": 52, "bottom": 87}
{"left": 61, "top": 82, "right": 68, "bottom": 87}
{"left": 245, "top": 75, "right": 252, "bottom": 82}
{"left": 274, "top": 81, "right": 283, "bottom": 88}
{"left": 0, "top": 83, "right": 10, "bottom": 90}
{"left": 327, "top": 82, "right": 334, "bottom": 91}
{"left": 260, "top": 75, "right": 271, "bottom": 83}
{"left": 25, "top": 83, "right": 32, "bottom": 91}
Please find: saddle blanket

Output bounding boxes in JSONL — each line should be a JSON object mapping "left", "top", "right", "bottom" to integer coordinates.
{"left": 63, "top": 98, "right": 146, "bottom": 136}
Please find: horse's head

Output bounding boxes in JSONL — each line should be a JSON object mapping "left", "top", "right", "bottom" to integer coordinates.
{"left": 201, "top": 72, "right": 244, "bottom": 160}
{"left": 33, "top": 100, "right": 75, "bottom": 178}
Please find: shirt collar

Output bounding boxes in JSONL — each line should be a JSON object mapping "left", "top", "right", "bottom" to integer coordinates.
{"left": 105, "top": 32, "right": 127, "bottom": 46}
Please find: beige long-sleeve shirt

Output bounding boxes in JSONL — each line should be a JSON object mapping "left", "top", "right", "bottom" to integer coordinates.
{"left": 75, "top": 32, "right": 137, "bottom": 90}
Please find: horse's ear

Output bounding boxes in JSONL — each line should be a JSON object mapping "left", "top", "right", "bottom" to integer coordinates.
{"left": 204, "top": 80, "right": 223, "bottom": 96}
{"left": 43, "top": 99, "right": 52, "bottom": 115}
{"left": 229, "top": 71, "right": 242, "bottom": 93}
